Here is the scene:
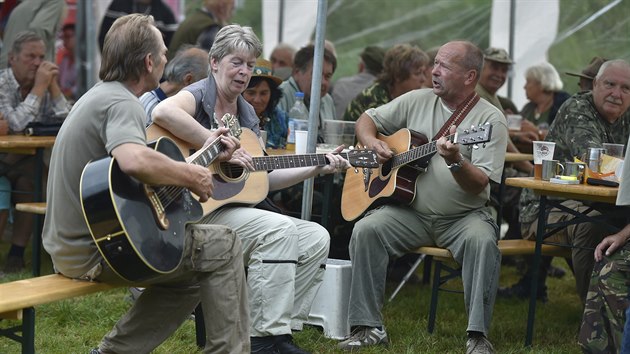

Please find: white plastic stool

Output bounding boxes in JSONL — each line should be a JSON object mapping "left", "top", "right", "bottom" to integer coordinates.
{"left": 305, "top": 258, "right": 352, "bottom": 339}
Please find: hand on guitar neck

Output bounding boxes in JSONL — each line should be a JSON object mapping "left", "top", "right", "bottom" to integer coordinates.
{"left": 200, "top": 126, "right": 241, "bottom": 163}
{"left": 435, "top": 125, "right": 464, "bottom": 165}
{"left": 436, "top": 125, "right": 491, "bottom": 194}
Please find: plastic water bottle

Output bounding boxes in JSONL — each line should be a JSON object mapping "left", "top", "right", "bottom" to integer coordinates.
{"left": 286, "top": 92, "right": 308, "bottom": 150}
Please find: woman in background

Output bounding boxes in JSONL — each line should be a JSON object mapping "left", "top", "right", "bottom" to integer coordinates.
{"left": 343, "top": 43, "right": 429, "bottom": 121}
{"left": 242, "top": 58, "right": 288, "bottom": 149}
{"left": 520, "top": 62, "right": 571, "bottom": 133}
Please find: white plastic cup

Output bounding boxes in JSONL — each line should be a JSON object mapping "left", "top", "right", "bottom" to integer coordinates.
{"left": 533, "top": 141, "right": 556, "bottom": 179}
{"left": 603, "top": 143, "right": 625, "bottom": 159}
{"left": 295, "top": 130, "right": 308, "bottom": 154}
{"left": 260, "top": 130, "right": 268, "bottom": 146}
{"left": 506, "top": 114, "right": 523, "bottom": 131}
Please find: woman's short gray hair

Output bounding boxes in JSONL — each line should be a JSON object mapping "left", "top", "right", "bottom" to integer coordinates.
{"left": 208, "top": 24, "right": 262, "bottom": 62}
{"left": 525, "top": 62, "right": 563, "bottom": 92}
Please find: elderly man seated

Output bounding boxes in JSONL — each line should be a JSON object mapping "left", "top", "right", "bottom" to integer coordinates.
{"left": 0, "top": 30, "right": 69, "bottom": 273}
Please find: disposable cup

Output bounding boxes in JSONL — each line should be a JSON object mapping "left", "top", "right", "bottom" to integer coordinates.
{"left": 603, "top": 143, "right": 624, "bottom": 159}
{"left": 507, "top": 114, "right": 523, "bottom": 131}
{"left": 533, "top": 141, "right": 556, "bottom": 179}
{"left": 295, "top": 130, "right": 308, "bottom": 154}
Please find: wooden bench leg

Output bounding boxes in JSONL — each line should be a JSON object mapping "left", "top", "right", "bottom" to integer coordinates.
{"left": 0, "top": 307, "right": 35, "bottom": 354}
{"left": 422, "top": 255, "right": 433, "bottom": 285}
{"left": 427, "top": 259, "right": 463, "bottom": 334}
{"left": 194, "top": 304, "right": 205, "bottom": 348}
{"left": 22, "top": 307, "right": 35, "bottom": 354}
{"left": 427, "top": 260, "right": 442, "bottom": 334}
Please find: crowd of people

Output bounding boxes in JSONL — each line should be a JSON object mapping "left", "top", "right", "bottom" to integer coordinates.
{"left": 0, "top": 1, "right": 629, "bottom": 353}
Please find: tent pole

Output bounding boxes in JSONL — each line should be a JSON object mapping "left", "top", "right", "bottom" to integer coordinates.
{"left": 301, "top": 0, "right": 328, "bottom": 221}
{"left": 507, "top": 0, "right": 516, "bottom": 100}
{"left": 278, "top": 0, "right": 284, "bottom": 43}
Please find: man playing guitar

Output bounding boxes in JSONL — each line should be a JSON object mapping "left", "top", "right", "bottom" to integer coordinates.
{"left": 337, "top": 41, "right": 508, "bottom": 354}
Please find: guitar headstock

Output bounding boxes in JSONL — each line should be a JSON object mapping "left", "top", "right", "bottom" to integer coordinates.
{"left": 453, "top": 123, "right": 492, "bottom": 148}
{"left": 221, "top": 113, "right": 242, "bottom": 138}
{"left": 347, "top": 149, "right": 379, "bottom": 168}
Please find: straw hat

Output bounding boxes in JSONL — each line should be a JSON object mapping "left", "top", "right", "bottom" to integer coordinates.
{"left": 252, "top": 58, "right": 283, "bottom": 86}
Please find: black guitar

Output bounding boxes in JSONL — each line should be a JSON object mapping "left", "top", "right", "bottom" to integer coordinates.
{"left": 80, "top": 115, "right": 240, "bottom": 282}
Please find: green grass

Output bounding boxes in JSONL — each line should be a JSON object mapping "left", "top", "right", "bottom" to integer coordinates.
{"left": 1, "top": 244, "right": 583, "bottom": 353}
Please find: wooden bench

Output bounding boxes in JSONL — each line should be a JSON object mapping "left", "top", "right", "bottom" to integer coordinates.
{"left": 7, "top": 202, "right": 207, "bottom": 353}
{"left": 413, "top": 239, "right": 571, "bottom": 334}
{"left": 15, "top": 202, "right": 46, "bottom": 215}
{"left": 0, "top": 274, "right": 120, "bottom": 354}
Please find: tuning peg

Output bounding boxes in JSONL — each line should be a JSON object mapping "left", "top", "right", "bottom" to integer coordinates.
{"left": 354, "top": 168, "right": 359, "bottom": 173}
{"left": 473, "top": 144, "right": 479, "bottom": 150}
{"left": 482, "top": 143, "right": 487, "bottom": 148}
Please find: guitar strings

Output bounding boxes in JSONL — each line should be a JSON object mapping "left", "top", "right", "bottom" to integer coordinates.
{"left": 393, "top": 133, "right": 455, "bottom": 167}
{"left": 154, "top": 139, "right": 225, "bottom": 208}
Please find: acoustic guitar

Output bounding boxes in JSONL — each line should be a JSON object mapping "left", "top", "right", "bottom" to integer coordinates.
{"left": 80, "top": 115, "right": 241, "bottom": 282}
{"left": 341, "top": 123, "right": 493, "bottom": 221}
{"left": 146, "top": 124, "right": 379, "bottom": 216}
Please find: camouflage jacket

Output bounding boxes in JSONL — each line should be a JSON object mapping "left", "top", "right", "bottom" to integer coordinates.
{"left": 519, "top": 91, "right": 630, "bottom": 224}
{"left": 342, "top": 81, "right": 390, "bottom": 121}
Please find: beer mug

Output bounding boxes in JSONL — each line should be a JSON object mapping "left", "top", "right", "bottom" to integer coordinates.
{"left": 583, "top": 148, "right": 607, "bottom": 173}
{"left": 541, "top": 159, "right": 564, "bottom": 181}
{"left": 564, "top": 162, "right": 586, "bottom": 183}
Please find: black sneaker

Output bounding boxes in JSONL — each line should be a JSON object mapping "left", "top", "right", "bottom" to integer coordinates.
{"left": 251, "top": 336, "right": 280, "bottom": 354}
{"left": 273, "top": 334, "right": 310, "bottom": 354}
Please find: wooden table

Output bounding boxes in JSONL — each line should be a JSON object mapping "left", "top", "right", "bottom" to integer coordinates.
{"left": 0, "top": 135, "right": 56, "bottom": 276}
{"left": 0, "top": 135, "right": 55, "bottom": 154}
{"left": 505, "top": 177, "right": 618, "bottom": 347}
{"left": 505, "top": 152, "right": 533, "bottom": 162}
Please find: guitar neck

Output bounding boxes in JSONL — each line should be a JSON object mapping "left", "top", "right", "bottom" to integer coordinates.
{"left": 392, "top": 134, "right": 454, "bottom": 169}
{"left": 189, "top": 138, "right": 224, "bottom": 167}
{"left": 250, "top": 151, "right": 350, "bottom": 170}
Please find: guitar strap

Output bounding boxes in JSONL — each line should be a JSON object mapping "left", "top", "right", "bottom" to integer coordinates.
{"left": 432, "top": 92, "right": 480, "bottom": 140}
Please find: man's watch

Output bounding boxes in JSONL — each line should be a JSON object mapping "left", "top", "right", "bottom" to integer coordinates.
{"left": 446, "top": 153, "right": 465, "bottom": 172}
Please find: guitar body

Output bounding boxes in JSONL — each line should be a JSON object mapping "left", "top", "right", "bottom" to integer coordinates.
{"left": 205, "top": 128, "right": 269, "bottom": 213}
{"left": 146, "top": 124, "right": 269, "bottom": 215}
{"left": 80, "top": 137, "right": 202, "bottom": 282}
{"left": 341, "top": 129, "right": 431, "bottom": 221}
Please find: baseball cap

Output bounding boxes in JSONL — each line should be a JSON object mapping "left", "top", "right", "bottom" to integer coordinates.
{"left": 483, "top": 47, "right": 514, "bottom": 64}
{"left": 565, "top": 57, "right": 607, "bottom": 80}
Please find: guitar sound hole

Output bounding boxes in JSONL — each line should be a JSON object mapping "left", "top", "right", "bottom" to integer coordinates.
{"left": 220, "top": 163, "right": 244, "bottom": 179}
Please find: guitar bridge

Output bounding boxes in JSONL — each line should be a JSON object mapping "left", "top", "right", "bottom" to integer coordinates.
{"left": 143, "top": 185, "right": 170, "bottom": 230}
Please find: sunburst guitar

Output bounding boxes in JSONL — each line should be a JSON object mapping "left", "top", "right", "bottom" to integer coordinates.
{"left": 146, "top": 124, "right": 379, "bottom": 215}
{"left": 341, "top": 123, "right": 493, "bottom": 221}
